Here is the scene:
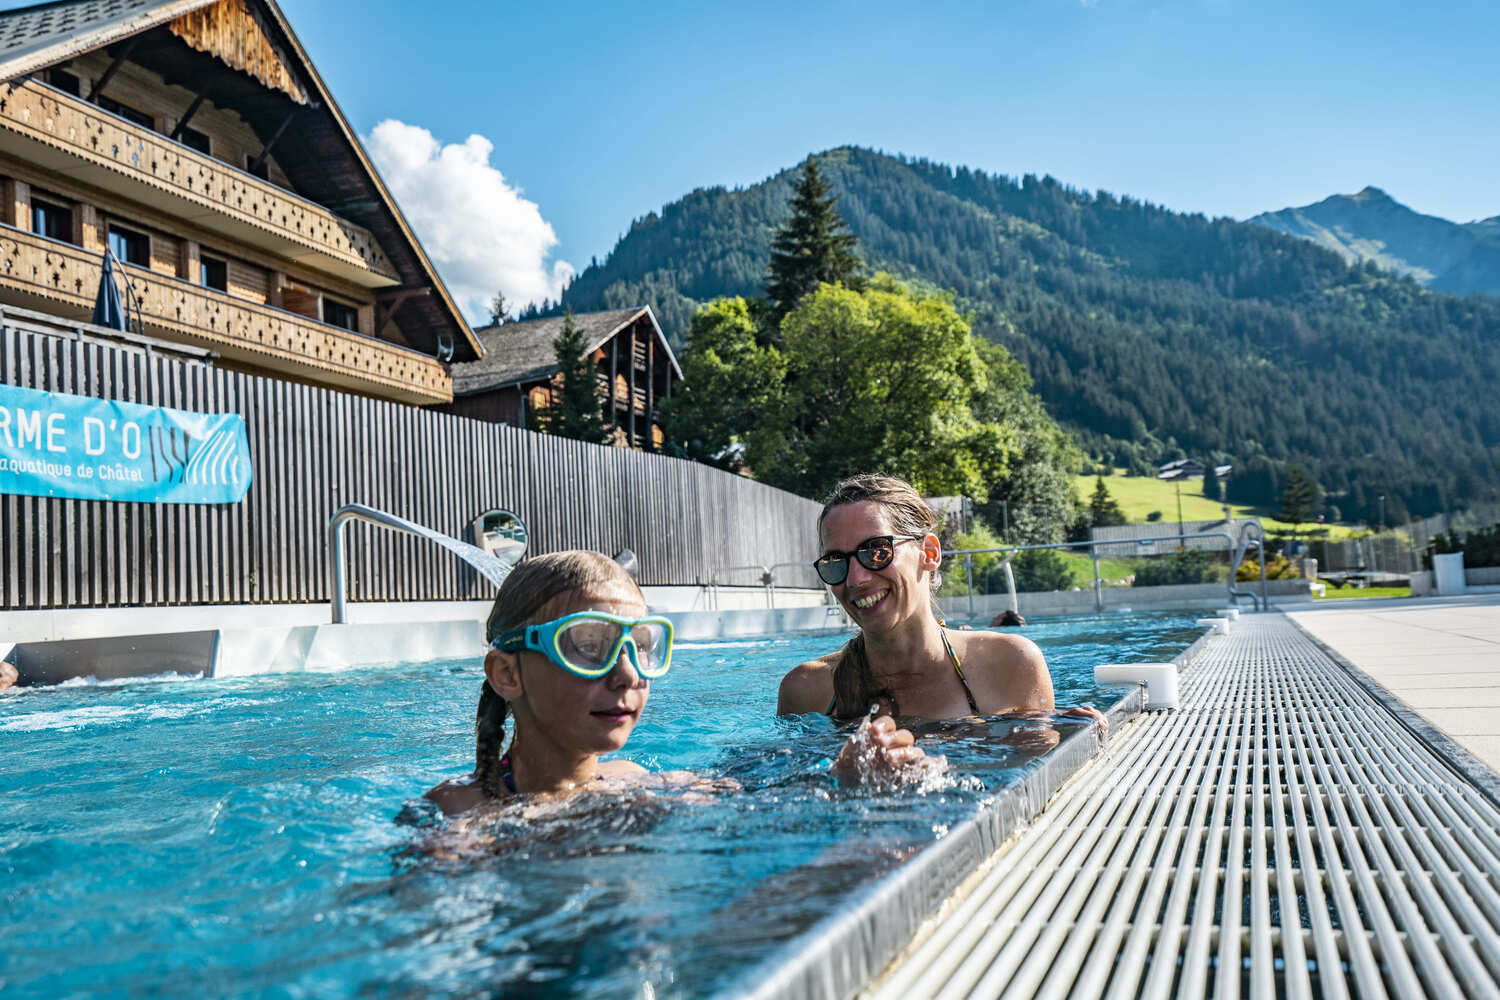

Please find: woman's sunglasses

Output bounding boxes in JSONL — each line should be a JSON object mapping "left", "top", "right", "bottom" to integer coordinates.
{"left": 812, "top": 534, "right": 923, "bottom": 586}
{"left": 491, "top": 611, "right": 674, "bottom": 679}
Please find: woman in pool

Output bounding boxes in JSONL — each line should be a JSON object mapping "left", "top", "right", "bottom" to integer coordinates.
{"left": 778, "top": 474, "right": 1104, "bottom": 730}
{"left": 426, "top": 549, "right": 675, "bottom": 814}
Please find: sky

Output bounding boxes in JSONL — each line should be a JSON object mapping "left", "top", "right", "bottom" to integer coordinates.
{"left": 18, "top": 0, "right": 1500, "bottom": 319}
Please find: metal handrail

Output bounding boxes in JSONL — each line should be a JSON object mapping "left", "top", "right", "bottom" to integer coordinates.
{"left": 707, "top": 563, "right": 772, "bottom": 610}
{"left": 939, "top": 529, "right": 1248, "bottom": 613}
{"left": 1227, "top": 519, "right": 1270, "bottom": 610}
{"left": 327, "top": 503, "right": 516, "bottom": 624}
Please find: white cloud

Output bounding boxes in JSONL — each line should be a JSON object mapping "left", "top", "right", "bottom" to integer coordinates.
{"left": 363, "top": 119, "right": 574, "bottom": 322}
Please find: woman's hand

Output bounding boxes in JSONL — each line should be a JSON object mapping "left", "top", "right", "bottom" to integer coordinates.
{"left": 832, "top": 714, "right": 943, "bottom": 785}
{"left": 1060, "top": 704, "right": 1109, "bottom": 736}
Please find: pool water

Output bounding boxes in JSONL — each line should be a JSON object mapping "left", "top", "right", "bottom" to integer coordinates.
{"left": 0, "top": 611, "right": 1201, "bottom": 998}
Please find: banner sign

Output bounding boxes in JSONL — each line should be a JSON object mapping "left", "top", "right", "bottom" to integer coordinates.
{"left": 0, "top": 384, "right": 251, "bottom": 504}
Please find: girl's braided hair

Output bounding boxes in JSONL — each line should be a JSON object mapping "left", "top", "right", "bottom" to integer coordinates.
{"left": 474, "top": 550, "right": 641, "bottom": 797}
{"left": 819, "top": 474, "right": 941, "bottom": 718}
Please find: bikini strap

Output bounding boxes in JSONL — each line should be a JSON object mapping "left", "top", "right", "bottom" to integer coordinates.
{"left": 939, "top": 626, "right": 982, "bottom": 715}
{"left": 497, "top": 753, "right": 518, "bottom": 794}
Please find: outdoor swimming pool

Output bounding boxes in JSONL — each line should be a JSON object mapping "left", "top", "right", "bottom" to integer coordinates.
{"left": 0, "top": 611, "right": 1203, "bottom": 998}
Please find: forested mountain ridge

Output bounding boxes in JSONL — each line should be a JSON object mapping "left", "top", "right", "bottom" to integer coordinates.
{"left": 1249, "top": 187, "right": 1500, "bottom": 297}
{"left": 539, "top": 147, "right": 1500, "bottom": 522}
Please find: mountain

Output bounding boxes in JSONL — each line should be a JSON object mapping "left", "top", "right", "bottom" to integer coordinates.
{"left": 1249, "top": 187, "right": 1500, "bottom": 297}
{"left": 538, "top": 147, "right": 1500, "bottom": 523}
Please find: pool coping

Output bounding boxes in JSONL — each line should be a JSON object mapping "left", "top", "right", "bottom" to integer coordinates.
{"left": 719, "top": 625, "right": 1219, "bottom": 1000}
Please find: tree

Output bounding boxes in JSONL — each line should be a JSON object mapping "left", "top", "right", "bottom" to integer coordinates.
{"left": 1088, "top": 476, "right": 1127, "bottom": 527}
{"left": 1202, "top": 462, "right": 1222, "bottom": 502}
{"left": 765, "top": 158, "right": 862, "bottom": 320}
{"left": 487, "top": 291, "right": 511, "bottom": 327}
{"left": 536, "top": 309, "right": 611, "bottom": 444}
{"left": 1274, "top": 465, "right": 1319, "bottom": 550}
{"left": 657, "top": 298, "right": 787, "bottom": 469}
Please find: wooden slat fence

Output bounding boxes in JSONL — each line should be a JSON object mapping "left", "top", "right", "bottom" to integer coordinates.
{"left": 1, "top": 317, "right": 824, "bottom": 609}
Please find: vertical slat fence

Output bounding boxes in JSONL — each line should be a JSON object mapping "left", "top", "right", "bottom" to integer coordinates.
{"left": 0, "top": 319, "right": 823, "bottom": 608}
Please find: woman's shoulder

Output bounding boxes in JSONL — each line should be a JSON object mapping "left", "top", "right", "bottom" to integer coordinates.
{"left": 953, "top": 628, "right": 1053, "bottom": 708}
{"left": 777, "top": 650, "right": 840, "bottom": 715}
{"left": 425, "top": 773, "right": 492, "bottom": 816}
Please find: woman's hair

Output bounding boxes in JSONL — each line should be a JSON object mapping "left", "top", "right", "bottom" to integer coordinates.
{"left": 475, "top": 550, "right": 642, "bottom": 796}
{"left": 819, "top": 474, "right": 941, "bottom": 718}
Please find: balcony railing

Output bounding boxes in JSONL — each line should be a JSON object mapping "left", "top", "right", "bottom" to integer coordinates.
{"left": 0, "top": 225, "right": 449, "bottom": 404}
{"left": 0, "top": 79, "right": 398, "bottom": 284}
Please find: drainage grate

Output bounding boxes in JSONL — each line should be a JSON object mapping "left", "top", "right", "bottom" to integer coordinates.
{"left": 866, "top": 615, "right": 1500, "bottom": 999}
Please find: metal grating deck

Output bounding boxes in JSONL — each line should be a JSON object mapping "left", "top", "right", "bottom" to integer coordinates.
{"left": 867, "top": 614, "right": 1500, "bottom": 999}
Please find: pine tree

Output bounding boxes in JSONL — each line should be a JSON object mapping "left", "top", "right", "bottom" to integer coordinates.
{"left": 487, "top": 291, "right": 511, "bottom": 327}
{"left": 1202, "top": 462, "right": 1222, "bottom": 502}
{"left": 539, "top": 309, "right": 611, "bottom": 444}
{"left": 765, "top": 159, "right": 862, "bottom": 319}
{"left": 1088, "top": 476, "right": 1127, "bottom": 527}
{"left": 1274, "top": 465, "right": 1318, "bottom": 526}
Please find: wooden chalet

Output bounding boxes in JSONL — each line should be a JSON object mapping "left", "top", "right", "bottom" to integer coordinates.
{"left": 446, "top": 307, "right": 682, "bottom": 451}
{"left": 0, "top": 0, "right": 479, "bottom": 405}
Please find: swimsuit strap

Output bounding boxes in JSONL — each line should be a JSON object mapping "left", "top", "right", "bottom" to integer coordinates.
{"left": 939, "top": 625, "right": 982, "bottom": 715}
{"left": 496, "top": 753, "right": 518, "bottom": 794}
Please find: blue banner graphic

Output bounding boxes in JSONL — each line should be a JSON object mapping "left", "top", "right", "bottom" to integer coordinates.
{"left": 0, "top": 384, "right": 251, "bottom": 504}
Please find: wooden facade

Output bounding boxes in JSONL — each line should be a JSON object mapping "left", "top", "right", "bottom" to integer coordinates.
{"left": 446, "top": 307, "right": 682, "bottom": 452}
{"left": 0, "top": 0, "right": 477, "bottom": 405}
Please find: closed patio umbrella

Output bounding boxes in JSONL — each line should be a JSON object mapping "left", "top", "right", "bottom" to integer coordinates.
{"left": 92, "top": 250, "right": 128, "bottom": 330}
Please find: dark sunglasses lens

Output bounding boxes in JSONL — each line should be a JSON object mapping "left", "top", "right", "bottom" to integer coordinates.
{"left": 855, "top": 537, "right": 896, "bottom": 571}
{"left": 815, "top": 555, "right": 850, "bottom": 585}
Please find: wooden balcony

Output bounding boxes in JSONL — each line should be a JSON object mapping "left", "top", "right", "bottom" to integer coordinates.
{"left": 0, "top": 225, "right": 449, "bottom": 404}
{"left": 0, "top": 79, "right": 398, "bottom": 286}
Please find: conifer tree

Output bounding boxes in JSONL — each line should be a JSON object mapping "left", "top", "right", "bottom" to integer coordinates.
{"left": 1202, "top": 462, "right": 1222, "bottom": 502}
{"left": 765, "top": 159, "right": 862, "bottom": 319}
{"left": 1088, "top": 476, "right": 1127, "bottom": 526}
{"left": 1274, "top": 464, "right": 1318, "bottom": 526}
{"left": 539, "top": 309, "right": 611, "bottom": 445}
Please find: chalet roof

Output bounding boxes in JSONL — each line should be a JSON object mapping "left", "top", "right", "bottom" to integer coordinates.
{"left": 0, "top": 0, "right": 480, "bottom": 363}
{"left": 452, "top": 307, "right": 683, "bottom": 396}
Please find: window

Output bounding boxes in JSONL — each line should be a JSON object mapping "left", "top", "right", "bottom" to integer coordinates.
{"left": 46, "top": 68, "right": 80, "bottom": 96}
{"left": 107, "top": 224, "right": 149, "bottom": 266}
{"left": 245, "top": 155, "right": 269, "bottom": 181}
{"left": 178, "top": 125, "right": 210, "bottom": 155}
{"left": 322, "top": 299, "right": 359, "bottom": 332}
{"left": 30, "top": 195, "right": 73, "bottom": 243}
{"left": 95, "top": 95, "right": 153, "bottom": 130}
{"left": 200, "top": 254, "right": 228, "bottom": 292}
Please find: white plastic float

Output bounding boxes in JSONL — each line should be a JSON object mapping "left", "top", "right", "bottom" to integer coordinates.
{"left": 1094, "top": 662, "right": 1180, "bottom": 710}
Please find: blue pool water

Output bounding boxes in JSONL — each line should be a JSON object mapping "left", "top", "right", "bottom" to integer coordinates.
{"left": 0, "top": 612, "right": 1202, "bottom": 998}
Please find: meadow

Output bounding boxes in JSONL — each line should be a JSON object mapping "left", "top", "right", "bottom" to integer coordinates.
{"left": 1075, "top": 472, "right": 1364, "bottom": 540}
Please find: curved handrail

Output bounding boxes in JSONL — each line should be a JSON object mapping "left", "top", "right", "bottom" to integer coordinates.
{"left": 1227, "top": 519, "right": 1270, "bottom": 611}
{"left": 328, "top": 503, "right": 516, "bottom": 624}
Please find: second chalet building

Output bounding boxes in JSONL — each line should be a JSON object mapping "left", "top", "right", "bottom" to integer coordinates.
{"left": 0, "top": 0, "right": 479, "bottom": 405}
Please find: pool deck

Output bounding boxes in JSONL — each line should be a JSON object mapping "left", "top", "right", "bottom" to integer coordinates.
{"left": 1284, "top": 593, "right": 1500, "bottom": 778}
{"left": 862, "top": 609, "right": 1500, "bottom": 998}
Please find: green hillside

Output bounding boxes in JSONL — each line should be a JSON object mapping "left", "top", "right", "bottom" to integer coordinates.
{"left": 1073, "top": 473, "right": 1360, "bottom": 539}
{"left": 535, "top": 147, "right": 1500, "bottom": 523}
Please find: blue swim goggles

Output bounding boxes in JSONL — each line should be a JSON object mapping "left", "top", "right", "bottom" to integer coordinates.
{"left": 491, "top": 611, "right": 675, "bottom": 680}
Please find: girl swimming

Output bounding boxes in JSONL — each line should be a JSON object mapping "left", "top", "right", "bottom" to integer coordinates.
{"left": 426, "top": 549, "right": 672, "bottom": 814}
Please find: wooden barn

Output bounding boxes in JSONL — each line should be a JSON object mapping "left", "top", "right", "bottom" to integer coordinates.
{"left": 0, "top": 0, "right": 478, "bottom": 404}
{"left": 445, "top": 307, "right": 682, "bottom": 452}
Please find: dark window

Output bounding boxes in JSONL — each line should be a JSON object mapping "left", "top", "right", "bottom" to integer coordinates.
{"left": 46, "top": 68, "right": 80, "bottom": 96}
{"left": 31, "top": 196, "right": 74, "bottom": 243}
{"left": 107, "top": 224, "right": 149, "bottom": 266}
{"left": 95, "top": 95, "right": 153, "bottom": 130}
{"left": 178, "top": 125, "right": 210, "bottom": 155}
{"left": 245, "top": 155, "right": 269, "bottom": 180}
{"left": 200, "top": 254, "right": 228, "bottom": 292}
{"left": 322, "top": 299, "right": 359, "bottom": 332}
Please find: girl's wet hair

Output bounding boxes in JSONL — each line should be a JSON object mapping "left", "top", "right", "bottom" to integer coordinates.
{"left": 475, "top": 550, "right": 642, "bottom": 797}
{"left": 819, "top": 474, "right": 941, "bottom": 718}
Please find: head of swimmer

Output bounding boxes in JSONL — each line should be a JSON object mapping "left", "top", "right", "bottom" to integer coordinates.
{"left": 476, "top": 550, "right": 650, "bottom": 794}
{"left": 816, "top": 474, "right": 943, "bottom": 628}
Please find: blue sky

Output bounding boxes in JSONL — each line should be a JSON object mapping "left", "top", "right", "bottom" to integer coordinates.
{"left": 16, "top": 0, "right": 1498, "bottom": 314}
